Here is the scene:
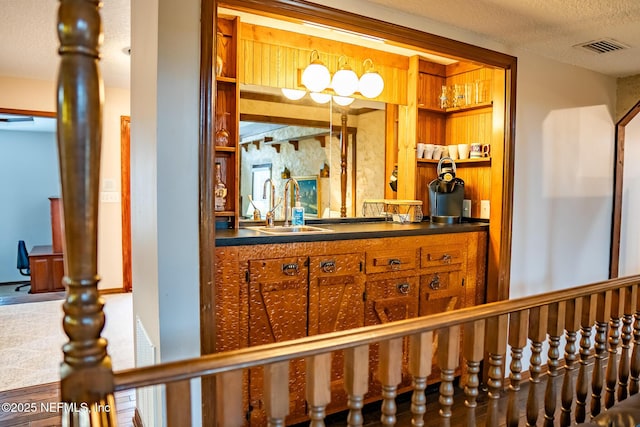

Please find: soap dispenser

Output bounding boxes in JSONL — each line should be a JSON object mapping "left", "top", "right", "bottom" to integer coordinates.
{"left": 291, "top": 200, "right": 305, "bottom": 227}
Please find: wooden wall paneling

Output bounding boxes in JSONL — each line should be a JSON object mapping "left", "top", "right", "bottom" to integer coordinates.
{"left": 239, "top": 22, "right": 409, "bottom": 105}
{"left": 417, "top": 110, "right": 446, "bottom": 145}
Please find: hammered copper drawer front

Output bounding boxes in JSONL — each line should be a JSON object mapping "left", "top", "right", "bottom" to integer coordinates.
{"left": 365, "top": 249, "right": 417, "bottom": 274}
{"left": 420, "top": 244, "right": 464, "bottom": 270}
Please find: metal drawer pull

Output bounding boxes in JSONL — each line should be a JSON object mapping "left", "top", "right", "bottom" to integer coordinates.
{"left": 282, "top": 263, "right": 299, "bottom": 276}
{"left": 397, "top": 282, "right": 410, "bottom": 294}
{"left": 429, "top": 273, "right": 441, "bottom": 290}
{"left": 442, "top": 254, "right": 452, "bottom": 264}
{"left": 388, "top": 258, "right": 402, "bottom": 270}
{"left": 321, "top": 260, "right": 336, "bottom": 273}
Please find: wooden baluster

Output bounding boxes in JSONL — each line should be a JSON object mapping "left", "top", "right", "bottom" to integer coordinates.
{"left": 544, "top": 302, "right": 565, "bottom": 426}
{"left": 590, "top": 291, "right": 612, "bottom": 417}
{"left": 408, "top": 332, "right": 433, "bottom": 427}
{"left": 619, "top": 285, "right": 637, "bottom": 401}
{"left": 561, "top": 297, "right": 582, "bottom": 427}
{"left": 265, "top": 362, "right": 289, "bottom": 427}
{"left": 379, "top": 338, "right": 403, "bottom": 426}
{"left": 167, "top": 380, "right": 192, "bottom": 427}
{"left": 576, "top": 295, "right": 597, "bottom": 423}
{"left": 605, "top": 289, "right": 624, "bottom": 408}
{"left": 631, "top": 286, "right": 640, "bottom": 395}
{"left": 485, "top": 315, "right": 508, "bottom": 427}
{"left": 506, "top": 311, "right": 527, "bottom": 427}
{"left": 438, "top": 326, "right": 461, "bottom": 427}
{"left": 215, "top": 370, "right": 244, "bottom": 426}
{"left": 344, "top": 345, "right": 369, "bottom": 427}
{"left": 56, "top": 2, "right": 117, "bottom": 425}
{"left": 463, "top": 320, "right": 485, "bottom": 427}
{"left": 306, "top": 353, "right": 332, "bottom": 427}
{"left": 526, "top": 305, "right": 548, "bottom": 427}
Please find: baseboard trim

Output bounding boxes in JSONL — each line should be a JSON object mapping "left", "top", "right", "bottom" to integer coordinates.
{"left": 133, "top": 408, "right": 144, "bottom": 427}
{"left": 99, "top": 288, "right": 129, "bottom": 296}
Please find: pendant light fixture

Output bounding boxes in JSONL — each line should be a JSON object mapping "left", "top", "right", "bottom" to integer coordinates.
{"left": 309, "top": 92, "right": 331, "bottom": 104}
{"left": 301, "top": 50, "right": 331, "bottom": 93}
{"left": 333, "top": 96, "right": 355, "bottom": 106}
{"left": 358, "top": 58, "right": 384, "bottom": 98}
{"left": 331, "top": 56, "right": 359, "bottom": 97}
{"left": 281, "top": 88, "right": 307, "bottom": 100}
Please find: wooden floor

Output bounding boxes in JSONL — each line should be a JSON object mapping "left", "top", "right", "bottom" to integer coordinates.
{"left": 0, "top": 383, "right": 135, "bottom": 427}
{"left": 0, "top": 283, "right": 65, "bottom": 307}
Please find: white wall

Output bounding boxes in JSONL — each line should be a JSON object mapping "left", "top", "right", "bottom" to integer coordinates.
{"left": 510, "top": 54, "right": 616, "bottom": 297}
{"left": 0, "top": 77, "right": 129, "bottom": 289}
{"left": 0, "top": 130, "right": 59, "bottom": 282}
{"left": 131, "top": 0, "right": 201, "bottom": 424}
{"left": 619, "top": 115, "right": 640, "bottom": 275}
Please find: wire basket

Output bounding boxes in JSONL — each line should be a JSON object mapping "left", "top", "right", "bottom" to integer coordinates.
{"left": 363, "top": 199, "right": 423, "bottom": 223}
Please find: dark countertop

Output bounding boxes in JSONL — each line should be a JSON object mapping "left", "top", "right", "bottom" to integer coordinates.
{"left": 215, "top": 219, "right": 489, "bottom": 246}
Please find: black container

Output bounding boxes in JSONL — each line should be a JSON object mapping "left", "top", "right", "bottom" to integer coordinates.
{"left": 428, "top": 157, "right": 465, "bottom": 223}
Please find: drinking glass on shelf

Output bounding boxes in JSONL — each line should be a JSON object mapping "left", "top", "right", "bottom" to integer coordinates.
{"left": 439, "top": 85, "right": 449, "bottom": 109}
{"left": 215, "top": 112, "right": 231, "bottom": 147}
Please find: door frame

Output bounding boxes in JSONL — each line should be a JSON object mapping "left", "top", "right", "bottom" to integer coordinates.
{"left": 120, "top": 116, "right": 132, "bottom": 292}
{"left": 609, "top": 100, "right": 640, "bottom": 278}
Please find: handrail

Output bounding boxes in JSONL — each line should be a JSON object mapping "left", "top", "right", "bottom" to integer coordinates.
{"left": 114, "top": 273, "right": 640, "bottom": 391}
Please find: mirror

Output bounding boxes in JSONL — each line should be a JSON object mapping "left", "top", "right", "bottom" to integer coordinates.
{"left": 238, "top": 84, "right": 386, "bottom": 220}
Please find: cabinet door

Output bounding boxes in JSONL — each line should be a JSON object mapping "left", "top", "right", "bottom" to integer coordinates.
{"left": 308, "top": 253, "right": 365, "bottom": 412}
{"left": 51, "top": 256, "right": 65, "bottom": 291}
{"left": 248, "top": 256, "right": 308, "bottom": 425}
{"left": 365, "top": 274, "right": 419, "bottom": 398}
{"left": 420, "top": 266, "right": 466, "bottom": 382}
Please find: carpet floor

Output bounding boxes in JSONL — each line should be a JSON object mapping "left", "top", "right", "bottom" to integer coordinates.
{"left": 0, "top": 292, "right": 134, "bottom": 391}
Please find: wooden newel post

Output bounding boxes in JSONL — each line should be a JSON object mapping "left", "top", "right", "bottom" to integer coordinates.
{"left": 56, "top": 1, "right": 115, "bottom": 424}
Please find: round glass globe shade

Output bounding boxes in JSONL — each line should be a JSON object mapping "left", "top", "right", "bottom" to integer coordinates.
{"left": 359, "top": 72, "right": 384, "bottom": 98}
{"left": 301, "top": 63, "right": 331, "bottom": 93}
{"left": 331, "top": 68, "right": 359, "bottom": 97}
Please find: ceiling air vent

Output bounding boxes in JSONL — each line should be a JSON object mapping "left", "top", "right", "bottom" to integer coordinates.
{"left": 576, "top": 38, "right": 630, "bottom": 54}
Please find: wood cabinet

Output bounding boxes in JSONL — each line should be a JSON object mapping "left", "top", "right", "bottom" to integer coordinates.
{"left": 215, "top": 16, "right": 240, "bottom": 228}
{"left": 308, "top": 253, "right": 365, "bottom": 414}
{"left": 29, "top": 245, "right": 65, "bottom": 293}
{"left": 248, "top": 256, "right": 308, "bottom": 425}
{"left": 213, "top": 231, "right": 486, "bottom": 425}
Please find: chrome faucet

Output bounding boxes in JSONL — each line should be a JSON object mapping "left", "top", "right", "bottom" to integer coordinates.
{"left": 263, "top": 178, "right": 278, "bottom": 227}
{"left": 283, "top": 178, "right": 300, "bottom": 227}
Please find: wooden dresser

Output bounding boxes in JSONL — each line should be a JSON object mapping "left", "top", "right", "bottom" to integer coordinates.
{"left": 29, "top": 245, "right": 65, "bottom": 293}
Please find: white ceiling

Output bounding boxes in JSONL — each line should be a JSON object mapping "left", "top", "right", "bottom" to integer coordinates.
{"left": 0, "top": 0, "right": 638, "bottom": 98}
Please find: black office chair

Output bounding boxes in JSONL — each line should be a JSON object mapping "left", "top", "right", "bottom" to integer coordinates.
{"left": 14, "top": 240, "right": 31, "bottom": 292}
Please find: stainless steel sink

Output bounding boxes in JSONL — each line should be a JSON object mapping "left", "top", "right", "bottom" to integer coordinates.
{"left": 247, "top": 225, "right": 333, "bottom": 235}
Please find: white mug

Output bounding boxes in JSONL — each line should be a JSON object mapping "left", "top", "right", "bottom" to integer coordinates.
{"left": 433, "top": 145, "right": 444, "bottom": 160}
{"left": 424, "top": 144, "right": 435, "bottom": 159}
{"left": 458, "top": 143, "right": 470, "bottom": 159}
{"left": 448, "top": 145, "right": 458, "bottom": 160}
{"left": 417, "top": 143, "right": 426, "bottom": 159}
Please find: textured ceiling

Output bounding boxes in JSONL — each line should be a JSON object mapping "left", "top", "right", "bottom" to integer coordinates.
{"left": 364, "top": 0, "right": 640, "bottom": 77}
{"left": 0, "top": 0, "right": 639, "bottom": 94}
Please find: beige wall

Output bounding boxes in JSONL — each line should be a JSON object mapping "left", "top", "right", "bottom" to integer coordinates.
{"left": 617, "top": 74, "right": 640, "bottom": 121}
{"left": 0, "top": 76, "right": 129, "bottom": 290}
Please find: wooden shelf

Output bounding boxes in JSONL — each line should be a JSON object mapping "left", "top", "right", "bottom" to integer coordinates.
{"left": 417, "top": 101, "right": 492, "bottom": 114}
{"left": 214, "top": 146, "right": 236, "bottom": 153}
{"left": 215, "top": 210, "right": 236, "bottom": 216}
{"left": 418, "top": 157, "right": 491, "bottom": 165}
{"left": 216, "top": 76, "right": 237, "bottom": 84}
